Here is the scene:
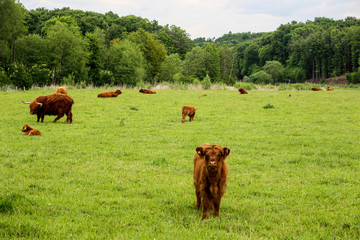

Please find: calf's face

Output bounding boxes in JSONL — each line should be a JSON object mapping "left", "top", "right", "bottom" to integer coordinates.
{"left": 22, "top": 124, "right": 30, "bottom": 132}
{"left": 196, "top": 145, "right": 230, "bottom": 172}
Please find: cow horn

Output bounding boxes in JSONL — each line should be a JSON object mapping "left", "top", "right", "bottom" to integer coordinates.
{"left": 37, "top": 103, "right": 43, "bottom": 106}
{"left": 22, "top": 100, "right": 31, "bottom": 104}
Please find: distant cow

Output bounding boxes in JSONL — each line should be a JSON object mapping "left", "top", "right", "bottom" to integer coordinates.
{"left": 311, "top": 87, "right": 323, "bottom": 91}
{"left": 238, "top": 88, "right": 248, "bottom": 94}
{"left": 98, "top": 89, "right": 122, "bottom": 98}
{"left": 139, "top": 88, "right": 156, "bottom": 94}
{"left": 182, "top": 106, "right": 197, "bottom": 123}
{"left": 327, "top": 87, "right": 334, "bottom": 91}
{"left": 22, "top": 124, "right": 41, "bottom": 136}
{"left": 56, "top": 87, "right": 67, "bottom": 94}
{"left": 23, "top": 93, "right": 74, "bottom": 123}
{"left": 201, "top": 94, "right": 207, "bottom": 97}
{"left": 193, "top": 143, "right": 230, "bottom": 220}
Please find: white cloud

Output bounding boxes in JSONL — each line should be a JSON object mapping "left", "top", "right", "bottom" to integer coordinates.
{"left": 20, "top": 0, "right": 360, "bottom": 39}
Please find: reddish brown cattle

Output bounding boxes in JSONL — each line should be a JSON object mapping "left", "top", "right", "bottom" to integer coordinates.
{"left": 327, "top": 87, "right": 334, "bottom": 91}
{"left": 238, "top": 88, "right": 248, "bottom": 94}
{"left": 182, "top": 106, "right": 197, "bottom": 123}
{"left": 193, "top": 144, "right": 230, "bottom": 220}
{"left": 97, "top": 89, "right": 122, "bottom": 98}
{"left": 311, "top": 87, "right": 323, "bottom": 91}
{"left": 139, "top": 88, "right": 156, "bottom": 94}
{"left": 56, "top": 87, "right": 67, "bottom": 94}
{"left": 23, "top": 93, "right": 74, "bottom": 123}
{"left": 22, "top": 124, "right": 41, "bottom": 136}
{"left": 201, "top": 94, "right": 207, "bottom": 97}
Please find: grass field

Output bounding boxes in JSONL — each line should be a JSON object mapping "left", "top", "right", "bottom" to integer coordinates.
{"left": 0, "top": 88, "right": 359, "bottom": 239}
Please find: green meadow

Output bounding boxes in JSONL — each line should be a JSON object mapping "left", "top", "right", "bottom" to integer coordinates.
{"left": 0, "top": 88, "right": 359, "bottom": 239}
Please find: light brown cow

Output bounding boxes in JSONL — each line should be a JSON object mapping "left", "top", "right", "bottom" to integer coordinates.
{"left": 182, "top": 106, "right": 197, "bottom": 123}
{"left": 311, "top": 87, "right": 323, "bottom": 91}
{"left": 22, "top": 124, "right": 41, "bottom": 136}
{"left": 238, "top": 88, "right": 248, "bottom": 94}
{"left": 139, "top": 88, "right": 156, "bottom": 94}
{"left": 327, "top": 87, "right": 334, "bottom": 91}
{"left": 56, "top": 87, "right": 67, "bottom": 94}
{"left": 193, "top": 143, "right": 230, "bottom": 220}
{"left": 97, "top": 89, "right": 122, "bottom": 98}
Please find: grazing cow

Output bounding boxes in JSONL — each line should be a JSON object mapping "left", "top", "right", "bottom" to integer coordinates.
{"left": 56, "top": 87, "right": 67, "bottom": 94}
{"left": 22, "top": 124, "right": 41, "bottom": 136}
{"left": 182, "top": 106, "right": 197, "bottom": 123}
{"left": 239, "top": 88, "right": 248, "bottom": 94}
{"left": 193, "top": 144, "right": 230, "bottom": 220}
{"left": 97, "top": 89, "right": 122, "bottom": 98}
{"left": 311, "top": 87, "right": 323, "bottom": 91}
{"left": 327, "top": 87, "right": 334, "bottom": 91}
{"left": 22, "top": 93, "right": 74, "bottom": 123}
{"left": 139, "top": 88, "right": 156, "bottom": 94}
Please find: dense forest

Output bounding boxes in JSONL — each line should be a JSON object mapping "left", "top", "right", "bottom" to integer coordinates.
{"left": 1, "top": 0, "right": 360, "bottom": 89}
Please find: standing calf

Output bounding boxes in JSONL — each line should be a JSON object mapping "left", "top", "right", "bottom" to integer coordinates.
{"left": 182, "top": 106, "right": 197, "bottom": 123}
{"left": 193, "top": 144, "right": 230, "bottom": 220}
{"left": 22, "top": 124, "right": 41, "bottom": 136}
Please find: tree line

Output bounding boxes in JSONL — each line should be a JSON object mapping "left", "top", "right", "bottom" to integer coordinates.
{"left": 1, "top": 0, "right": 360, "bottom": 89}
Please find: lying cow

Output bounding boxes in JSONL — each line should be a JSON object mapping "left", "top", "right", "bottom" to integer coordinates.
{"left": 182, "top": 106, "right": 197, "bottom": 123}
{"left": 22, "top": 124, "right": 41, "bottom": 136}
{"left": 311, "top": 87, "right": 323, "bottom": 91}
{"left": 193, "top": 144, "right": 230, "bottom": 219}
{"left": 97, "top": 89, "right": 122, "bottom": 98}
{"left": 327, "top": 87, "right": 334, "bottom": 91}
{"left": 139, "top": 88, "right": 156, "bottom": 94}
{"left": 23, "top": 93, "right": 74, "bottom": 123}
{"left": 56, "top": 87, "right": 67, "bottom": 94}
{"left": 238, "top": 88, "right": 248, "bottom": 94}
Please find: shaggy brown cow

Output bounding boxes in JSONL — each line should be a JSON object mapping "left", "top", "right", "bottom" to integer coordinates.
{"left": 193, "top": 144, "right": 230, "bottom": 220}
{"left": 327, "top": 87, "right": 334, "bottom": 91}
{"left": 97, "top": 89, "right": 122, "bottom": 98}
{"left": 238, "top": 88, "right": 248, "bottom": 94}
{"left": 23, "top": 93, "right": 74, "bottom": 123}
{"left": 139, "top": 88, "right": 156, "bottom": 94}
{"left": 56, "top": 87, "right": 67, "bottom": 94}
{"left": 311, "top": 87, "right": 323, "bottom": 91}
{"left": 22, "top": 124, "right": 41, "bottom": 136}
{"left": 182, "top": 106, "right": 197, "bottom": 123}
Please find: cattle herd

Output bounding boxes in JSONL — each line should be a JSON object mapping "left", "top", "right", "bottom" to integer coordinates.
{"left": 19, "top": 85, "right": 335, "bottom": 219}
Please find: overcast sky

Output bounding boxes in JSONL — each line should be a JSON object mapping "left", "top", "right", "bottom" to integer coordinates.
{"left": 20, "top": 0, "right": 360, "bottom": 39}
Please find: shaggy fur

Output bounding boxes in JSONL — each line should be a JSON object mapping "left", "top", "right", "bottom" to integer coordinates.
{"left": 139, "top": 88, "right": 156, "bottom": 94}
{"left": 97, "top": 89, "right": 122, "bottom": 98}
{"left": 311, "top": 87, "right": 323, "bottom": 91}
{"left": 327, "top": 87, "right": 334, "bottom": 91}
{"left": 238, "top": 88, "right": 248, "bottom": 94}
{"left": 193, "top": 144, "right": 230, "bottom": 219}
{"left": 56, "top": 87, "right": 67, "bottom": 94}
{"left": 25, "top": 93, "right": 74, "bottom": 123}
{"left": 22, "top": 124, "right": 41, "bottom": 136}
{"left": 182, "top": 106, "right": 197, "bottom": 123}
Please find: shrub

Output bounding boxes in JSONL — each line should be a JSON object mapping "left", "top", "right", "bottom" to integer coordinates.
{"left": 250, "top": 71, "right": 273, "bottom": 84}
{"left": 201, "top": 74, "right": 212, "bottom": 90}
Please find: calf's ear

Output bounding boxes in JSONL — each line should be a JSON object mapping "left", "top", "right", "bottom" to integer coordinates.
{"left": 196, "top": 147, "right": 204, "bottom": 156}
{"left": 223, "top": 147, "right": 230, "bottom": 157}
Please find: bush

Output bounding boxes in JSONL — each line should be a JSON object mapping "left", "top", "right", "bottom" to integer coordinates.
{"left": 234, "top": 82, "right": 255, "bottom": 90}
{"left": 10, "top": 63, "right": 32, "bottom": 89}
{"left": 201, "top": 74, "right": 212, "bottom": 90}
{"left": 251, "top": 71, "right": 273, "bottom": 84}
{"left": 0, "top": 68, "right": 9, "bottom": 87}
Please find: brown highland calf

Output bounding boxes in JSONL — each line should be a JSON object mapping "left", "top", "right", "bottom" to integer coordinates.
{"left": 193, "top": 143, "right": 230, "bottom": 220}
{"left": 327, "top": 87, "right": 334, "bottom": 91}
{"left": 56, "top": 87, "right": 67, "bottom": 94}
{"left": 311, "top": 87, "right": 323, "bottom": 91}
{"left": 139, "top": 88, "right": 156, "bottom": 94}
{"left": 23, "top": 93, "right": 74, "bottom": 123}
{"left": 238, "top": 88, "right": 248, "bottom": 94}
{"left": 182, "top": 106, "right": 197, "bottom": 123}
{"left": 97, "top": 89, "right": 122, "bottom": 98}
{"left": 22, "top": 124, "right": 41, "bottom": 136}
